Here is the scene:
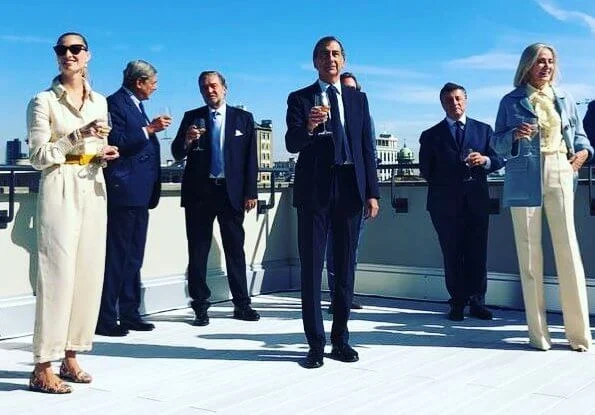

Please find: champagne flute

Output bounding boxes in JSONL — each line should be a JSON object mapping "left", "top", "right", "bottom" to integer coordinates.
{"left": 159, "top": 106, "right": 172, "bottom": 138}
{"left": 520, "top": 116, "right": 538, "bottom": 157}
{"left": 314, "top": 92, "right": 332, "bottom": 136}
{"left": 462, "top": 148, "right": 474, "bottom": 181}
{"left": 192, "top": 118, "right": 207, "bottom": 151}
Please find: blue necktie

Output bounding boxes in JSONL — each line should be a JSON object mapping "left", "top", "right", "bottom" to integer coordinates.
{"left": 455, "top": 121, "right": 464, "bottom": 148}
{"left": 210, "top": 111, "right": 223, "bottom": 177}
{"left": 139, "top": 101, "right": 150, "bottom": 124}
{"left": 327, "top": 85, "right": 353, "bottom": 164}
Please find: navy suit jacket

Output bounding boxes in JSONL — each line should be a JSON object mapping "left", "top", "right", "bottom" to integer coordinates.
{"left": 285, "top": 82, "right": 379, "bottom": 210}
{"left": 104, "top": 87, "right": 161, "bottom": 209}
{"left": 419, "top": 117, "right": 503, "bottom": 215}
{"left": 584, "top": 100, "right": 595, "bottom": 150}
{"left": 171, "top": 105, "right": 257, "bottom": 211}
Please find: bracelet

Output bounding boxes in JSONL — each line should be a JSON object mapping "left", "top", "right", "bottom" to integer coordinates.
{"left": 68, "top": 129, "right": 82, "bottom": 144}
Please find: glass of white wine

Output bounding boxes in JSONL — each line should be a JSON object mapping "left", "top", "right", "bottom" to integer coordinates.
{"left": 314, "top": 92, "right": 331, "bottom": 136}
{"left": 159, "top": 106, "right": 172, "bottom": 138}
{"left": 192, "top": 118, "right": 206, "bottom": 151}
{"left": 521, "top": 116, "right": 538, "bottom": 157}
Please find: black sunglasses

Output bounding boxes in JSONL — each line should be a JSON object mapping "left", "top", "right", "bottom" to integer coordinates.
{"left": 53, "top": 44, "right": 87, "bottom": 56}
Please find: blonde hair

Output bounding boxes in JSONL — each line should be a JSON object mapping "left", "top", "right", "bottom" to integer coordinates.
{"left": 513, "top": 43, "right": 558, "bottom": 87}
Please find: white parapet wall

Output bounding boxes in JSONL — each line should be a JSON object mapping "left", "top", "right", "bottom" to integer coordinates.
{"left": 3, "top": 181, "right": 595, "bottom": 339}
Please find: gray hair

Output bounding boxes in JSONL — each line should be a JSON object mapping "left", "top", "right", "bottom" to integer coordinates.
{"left": 122, "top": 60, "right": 157, "bottom": 89}
{"left": 513, "top": 43, "right": 558, "bottom": 87}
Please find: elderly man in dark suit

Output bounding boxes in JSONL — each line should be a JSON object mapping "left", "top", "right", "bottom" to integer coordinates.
{"left": 286, "top": 36, "right": 379, "bottom": 369}
{"left": 96, "top": 60, "right": 171, "bottom": 336}
{"left": 171, "top": 71, "right": 259, "bottom": 327}
{"left": 419, "top": 82, "right": 503, "bottom": 322}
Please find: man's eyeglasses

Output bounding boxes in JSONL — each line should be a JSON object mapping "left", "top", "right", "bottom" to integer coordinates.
{"left": 53, "top": 44, "right": 87, "bottom": 56}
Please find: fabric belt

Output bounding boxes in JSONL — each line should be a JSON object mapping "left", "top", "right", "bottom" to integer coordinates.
{"left": 64, "top": 154, "right": 98, "bottom": 165}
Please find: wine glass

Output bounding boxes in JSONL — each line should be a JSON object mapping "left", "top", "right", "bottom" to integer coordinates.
{"left": 191, "top": 118, "right": 207, "bottom": 151}
{"left": 159, "top": 106, "right": 172, "bottom": 138}
{"left": 520, "top": 116, "right": 538, "bottom": 157}
{"left": 314, "top": 92, "right": 332, "bottom": 136}
{"left": 462, "top": 148, "right": 474, "bottom": 181}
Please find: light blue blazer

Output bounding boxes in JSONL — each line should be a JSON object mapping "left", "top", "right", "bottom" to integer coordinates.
{"left": 491, "top": 85, "right": 593, "bottom": 207}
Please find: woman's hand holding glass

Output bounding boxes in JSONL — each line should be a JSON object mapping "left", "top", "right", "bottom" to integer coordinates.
{"left": 514, "top": 117, "right": 538, "bottom": 141}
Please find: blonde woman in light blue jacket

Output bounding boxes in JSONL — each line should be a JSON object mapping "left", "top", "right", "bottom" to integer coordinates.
{"left": 492, "top": 43, "right": 592, "bottom": 352}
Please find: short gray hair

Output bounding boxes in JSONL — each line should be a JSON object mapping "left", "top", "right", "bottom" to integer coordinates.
{"left": 513, "top": 43, "right": 558, "bottom": 87}
{"left": 122, "top": 60, "right": 157, "bottom": 89}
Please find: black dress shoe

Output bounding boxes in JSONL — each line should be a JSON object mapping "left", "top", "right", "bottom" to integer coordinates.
{"left": 330, "top": 343, "right": 359, "bottom": 362}
{"left": 351, "top": 301, "right": 363, "bottom": 310}
{"left": 121, "top": 319, "right": 155, "bottom": 331}
{"left": 300, "top": 349, "right": 324, "bottom": 369}
{"left": 448, "top": 304, "right": 465, "bottom": 321}
{"left": 233, "top": 306, "right": 260, "bottom": 321}
{"left": 469, "top": 304, "right": 493, "bottom": 320}
{"left": 95, "top": 324, "right": 129, "bottom": 337}
{"left": 193, "top": 310, "right": 210, "bottom": 326}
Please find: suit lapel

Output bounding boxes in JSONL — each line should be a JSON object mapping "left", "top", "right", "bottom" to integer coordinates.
{"left": 342, "top": 87, "right": 353, "bottom": 142}
{"left": 223, "top": 105, "right": 234, "bottom": 166}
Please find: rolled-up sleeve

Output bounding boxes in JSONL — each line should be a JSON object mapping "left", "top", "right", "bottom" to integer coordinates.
{"left": 27, "top": 95, "right": 75, "bottom": 170}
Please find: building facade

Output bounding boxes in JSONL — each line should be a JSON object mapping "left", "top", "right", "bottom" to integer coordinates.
{"left": 255, "top": 120, "right": 273, "bottom": 187}
{"left": 376, "top": 132, "right": 399, "bottom": 182}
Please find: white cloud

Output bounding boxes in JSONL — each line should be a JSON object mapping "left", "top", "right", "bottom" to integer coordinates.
{"left": 536, "top": 0, "right": 595, "bottom": 34}
{"left": 374, "top": 85, "right": 438, "bottom": 104}
{"left": 471, "top": 85, "right": 513, "bottom": 101}
{"left": 149, "top": 44, "right": 165, "bottom": 52}
{"left": 560, "top": 83, "right": 595, "bottom": 101}
{"left": 0, "top": 34, "right": 52, "bottom": 44}
{"left": 445, "top": 53, "right": 519, "bottom": 70}
{"left": 347, "top": 64, "right": 425, "bottom": 78}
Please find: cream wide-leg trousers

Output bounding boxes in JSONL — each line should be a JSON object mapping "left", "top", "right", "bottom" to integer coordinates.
{"left": 33, "top": 164, "right": 107, "bottom": 363}
{"left": 511, "top": 152, "right": 591, "bottom": 351}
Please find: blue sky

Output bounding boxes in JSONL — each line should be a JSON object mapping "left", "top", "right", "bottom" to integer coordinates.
{"left": 1, "top": 0, "right": 594, "bottom": 163}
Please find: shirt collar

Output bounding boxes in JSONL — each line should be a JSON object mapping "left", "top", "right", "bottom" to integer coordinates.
{"left": 209, "top": 102, "right": 227, "bottom": 117}
{"left": 318, "top": 79, "right": 342, "bottom": 95}
{"left": 123, "top": 87, "right": 142, "bottom": 106}
{"left": 445, "top": 114, "right": 467, "bottom": 127}
{"left": 50, "top": 76, "right": 94, "bottom": 102}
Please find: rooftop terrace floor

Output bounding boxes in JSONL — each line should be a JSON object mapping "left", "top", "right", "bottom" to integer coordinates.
{"left": 1, "top": 293, "right": 595, "bottom": 414}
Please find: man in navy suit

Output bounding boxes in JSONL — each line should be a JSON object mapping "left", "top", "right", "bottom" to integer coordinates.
{"left": 171, "top": 71, "right": 259, "bottom": 327}
{"left": 419, "top": 82, "right": 503, "bottom": 321}
{"left": 286, "top": 37, "right": 379, "bottom": 369}
{"left": 96, "top": 60, "right": 172, "bottom": 336}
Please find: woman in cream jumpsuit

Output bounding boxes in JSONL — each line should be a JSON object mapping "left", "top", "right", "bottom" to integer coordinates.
{"left": 27, "top": 32, "right": 119, "bottom": 393}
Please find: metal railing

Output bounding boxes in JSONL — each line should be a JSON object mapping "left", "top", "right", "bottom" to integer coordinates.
{"left": 3, "top": 162, "right": 595, "bottom": 229}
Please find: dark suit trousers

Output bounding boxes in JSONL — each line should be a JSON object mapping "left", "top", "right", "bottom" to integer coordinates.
{"left": 185, "top": 182, "right": 250, "bottom": 312}
{"left": 429, "top": 195, "right": 489, "bottom": 306}
{"left": 298, "top": 165, "right": 362, "bottom": 352}
{"left": 98, "top": 206, "right": 149, "bottom": 328}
